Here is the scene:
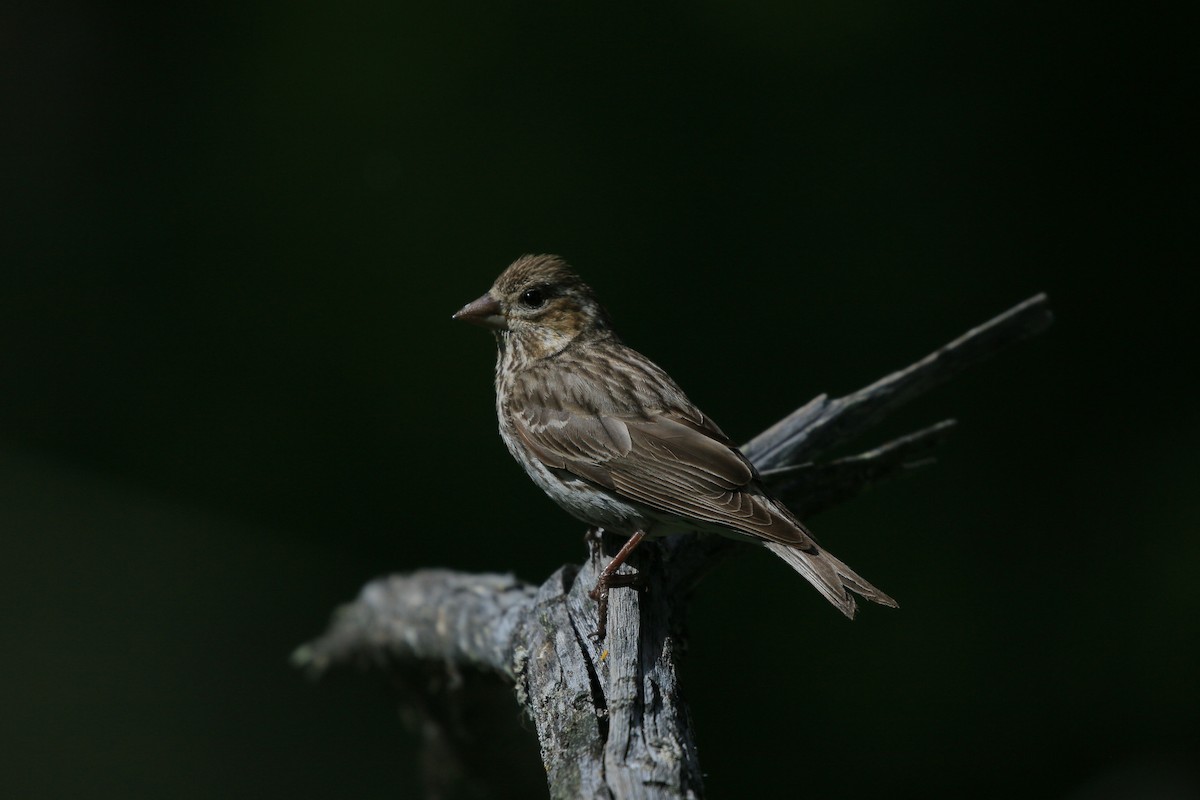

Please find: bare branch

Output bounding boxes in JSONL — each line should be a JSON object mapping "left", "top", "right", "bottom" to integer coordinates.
{"left": 744, "top": 292, "right": 1052, "bottom": 469}
{"left": 762, "top": 418, "right": 958, "bottom": 516}
{"left": 293, "top": 570, "right": 536, "bottom": 679}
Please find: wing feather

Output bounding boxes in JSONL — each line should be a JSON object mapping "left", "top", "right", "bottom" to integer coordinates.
{"left": 511, "top": 401, "right": 815, "bottom": 548}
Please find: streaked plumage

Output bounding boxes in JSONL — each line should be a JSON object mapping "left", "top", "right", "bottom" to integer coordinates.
{"left": 453, "top": 254, "right": 896, "bottom": 628}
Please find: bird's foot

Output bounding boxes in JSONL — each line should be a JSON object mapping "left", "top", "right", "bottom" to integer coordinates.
{"left": 585, "top": 529, "right": 648, "bottom": 642}
{"left": 588, "top": 589, "right": 609, "bottom": 643}
{"left": 589, "top": 572, "right": 646, "bottom": 597}
{"left": 587, "top": 571, "right": 647, "bottom": 641}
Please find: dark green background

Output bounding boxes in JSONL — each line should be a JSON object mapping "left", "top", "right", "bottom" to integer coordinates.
{"left": 3, "top": 2, "right": 1195, "bottom": 798}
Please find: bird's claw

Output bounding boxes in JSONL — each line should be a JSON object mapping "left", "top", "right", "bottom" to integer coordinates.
{"left": 591, "top": 587, "right": 609, "bottom": 642}
{"left": 587, "top": 569, "right": 649, "bottom": 643}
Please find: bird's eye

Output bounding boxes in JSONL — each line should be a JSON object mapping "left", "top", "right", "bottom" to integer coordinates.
{"left": 519, "top": 288, "right": 546, "bottom": 308}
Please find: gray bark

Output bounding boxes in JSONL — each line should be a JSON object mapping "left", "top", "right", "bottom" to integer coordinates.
{"left": 294, "top": 293, "right": 1052, "bottom": 799}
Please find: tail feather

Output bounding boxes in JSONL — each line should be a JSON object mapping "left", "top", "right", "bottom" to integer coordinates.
{"left": 762, "top": 540, "right": 898, "bottom": 619}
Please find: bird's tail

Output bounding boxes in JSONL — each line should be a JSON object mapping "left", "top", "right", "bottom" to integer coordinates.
{"left": 762, "top": 540, "right": 898, "bottom": 619}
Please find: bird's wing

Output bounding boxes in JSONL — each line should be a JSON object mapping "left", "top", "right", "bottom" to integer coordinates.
{"left": 509, "top": 402, "right": 815, "bottom": 548}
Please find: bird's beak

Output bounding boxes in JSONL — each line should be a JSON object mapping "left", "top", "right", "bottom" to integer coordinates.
{"left": 452, "top": 293, "right": 508, "bottom": 330}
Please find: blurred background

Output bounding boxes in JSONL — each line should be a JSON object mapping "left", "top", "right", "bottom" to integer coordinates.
{"left": 2, "top": 1, "right": 1195, "bottom": 798}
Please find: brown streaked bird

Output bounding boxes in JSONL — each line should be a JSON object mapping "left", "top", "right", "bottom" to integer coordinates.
{"left": 453, "top": 254, "right": 896, "bottom": 637}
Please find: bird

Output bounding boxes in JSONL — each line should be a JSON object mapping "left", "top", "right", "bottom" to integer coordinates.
{"left": 453, "top": 254, "right": 896, "bottom": 637}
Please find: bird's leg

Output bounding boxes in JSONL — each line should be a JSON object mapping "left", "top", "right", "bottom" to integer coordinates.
{"left": 588, "top": 530, "right": 646, "bottom": 641}
{"left": 584, "top": 527, "right": 646, "bottom": 586}
{"left": 589, "top": 530, "right": 647, "bottom": 598}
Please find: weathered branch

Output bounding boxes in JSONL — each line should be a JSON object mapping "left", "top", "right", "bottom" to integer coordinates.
{"left": 744, "top": 292, "right": 1052, "bottom": 468}
{"left": 296, "top": 294, "right": 1052, "bottom": 800}
{"left": 292, "top": 570, "right": 535, "bottom": 679}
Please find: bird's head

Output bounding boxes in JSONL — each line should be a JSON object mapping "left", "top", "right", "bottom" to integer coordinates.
{"left": 453, "top": 254, "right": 613, "bottom": 359}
